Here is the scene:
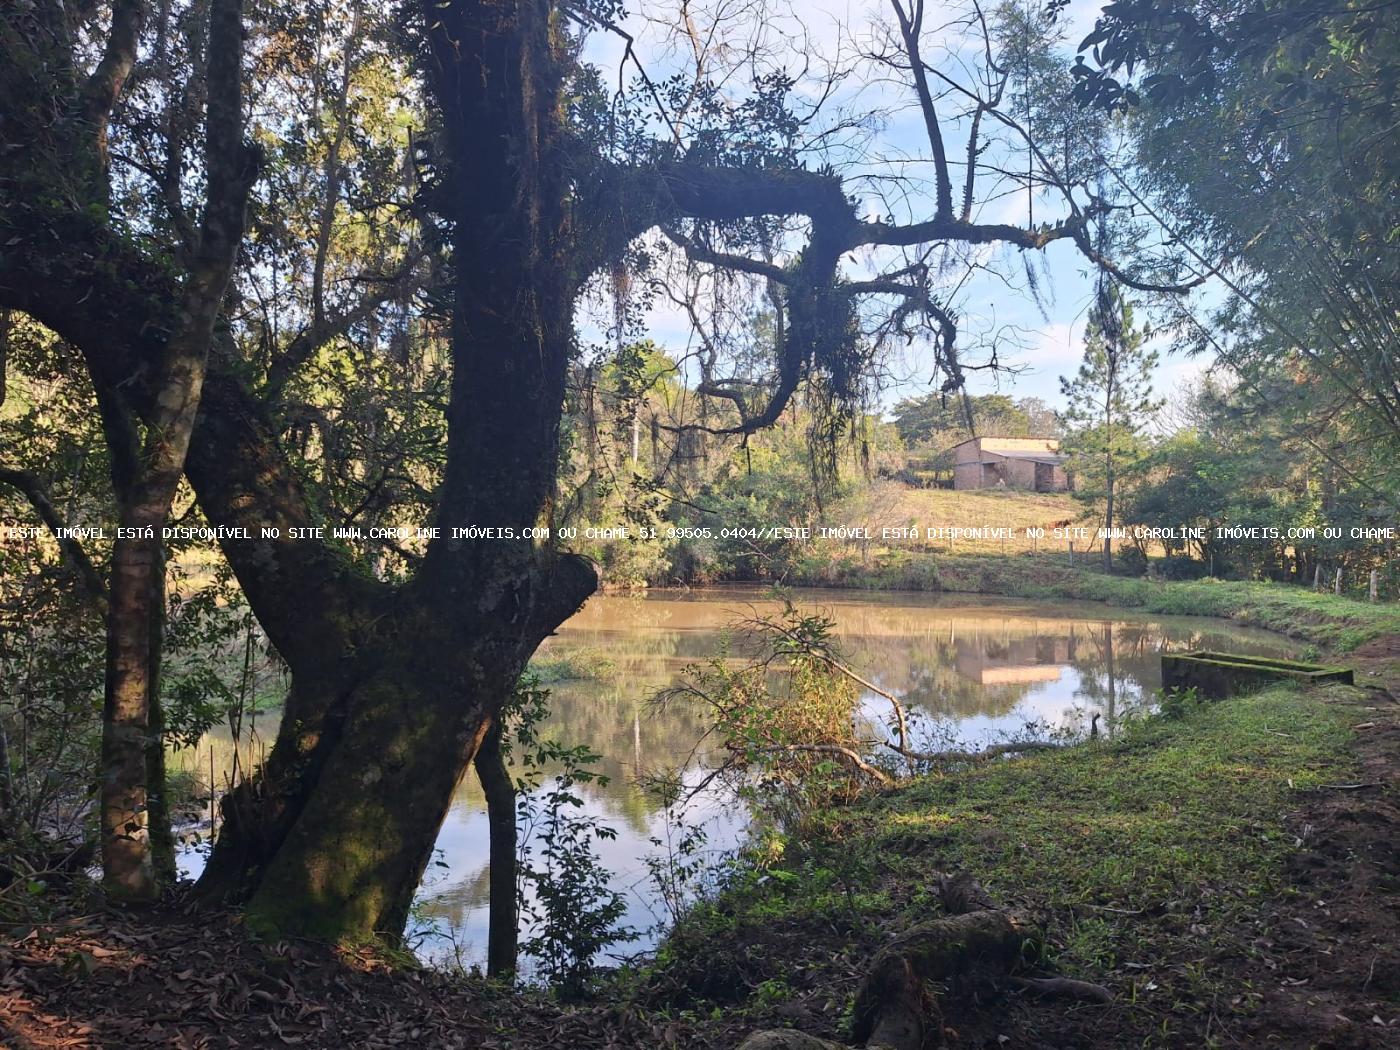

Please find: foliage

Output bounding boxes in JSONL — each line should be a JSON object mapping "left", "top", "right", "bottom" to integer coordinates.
{"left": 505, "top": 677, "right": 635, "bottom": 998}
{"left": 525, "top": 647, "right": 617, "bottom": 685}
{"left": 891, "top": 392, "right": 1059, "bottom": 449}
{"left": 1155, "top": 684, "right": 1201, "bottom": 720}
{"left": 640, "top": 783, "right": 714, "bottom": 934}
{"left": 1069, "top": 0, "right": 1400, "bottom": 511}
{"left": 1058, "top": 284, "right": 1160, "bottom": 567}
{"left": 0, "top": 539, "right": 102, "bottom": 914}
{"left": 1120, "top": 377, "right": 1395, "bottom": 586}
{"left": 660, "top": 600, "right": 876, "bottom": 827}
{"left": 1112, "top": 544, "right": 1147, "bottom": 577}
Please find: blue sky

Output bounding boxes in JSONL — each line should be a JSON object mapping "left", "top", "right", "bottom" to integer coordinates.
{"left": 583, "top": 0, "right": 1213, "bottom": 415}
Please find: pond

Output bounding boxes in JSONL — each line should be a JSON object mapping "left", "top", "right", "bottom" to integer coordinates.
{"left": 174, "top": 586, "right": 1296, "bottom": 970}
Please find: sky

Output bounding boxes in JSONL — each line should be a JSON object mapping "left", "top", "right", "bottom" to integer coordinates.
{"left": 581, "top": 0, "right": 1214, "bottom": 416}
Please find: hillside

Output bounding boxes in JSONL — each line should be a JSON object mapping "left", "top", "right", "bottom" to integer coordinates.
{"left": 817, "top": 482, "right": 1082, "bottom": 557}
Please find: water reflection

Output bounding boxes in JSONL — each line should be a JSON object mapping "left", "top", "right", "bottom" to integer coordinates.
{"left": 175, "top": 587, "right": 1294, "bottom": 969}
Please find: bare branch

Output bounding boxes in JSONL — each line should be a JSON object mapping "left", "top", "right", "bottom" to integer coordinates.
{"left": 753, "top": 743, "right": 893, "bottom": 785}
{"left": 661, "top": 226, "right": 788, "bottom": 282}
{"left": 885, "top": 740, "right": 1063, "bottom": 764}
{"left": 890, "top": 0, "right": 954, "bottom": 221}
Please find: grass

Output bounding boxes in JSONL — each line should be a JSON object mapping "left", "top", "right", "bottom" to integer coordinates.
{"left": 526, "top": 646, "right": 618, "bottom": 684}
{"left": 860, "top": 684, "right": 1354, "bottom": 925}
{"left": 833, "top": 483, "right": 1077, "bottom": 557}
{"left": 650, "top": 682, "right": 1362, "bottom": 1044}
{"left": 787, "top": 549, "right": 1400, "bottom": 651}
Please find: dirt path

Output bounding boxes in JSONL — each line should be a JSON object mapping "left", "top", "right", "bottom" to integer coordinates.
{"left": 1236, "top": 637, "right": 1400, "bottom": 1048}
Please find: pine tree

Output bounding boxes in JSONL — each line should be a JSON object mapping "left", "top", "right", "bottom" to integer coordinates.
{"left": 1059, "top": 283, "right": 1162, "bottom": 571}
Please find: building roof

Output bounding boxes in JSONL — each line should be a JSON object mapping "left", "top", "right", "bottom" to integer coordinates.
{"left": 949, "top": 436, "right": 1061, "bottom": 452}
{"left": 990, "top": 450, "right": 1068, "bottom": 465}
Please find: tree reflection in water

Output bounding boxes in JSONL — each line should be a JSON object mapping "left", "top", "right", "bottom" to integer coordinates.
{"left": 175, "top": 586, "right": 1296, "bottom": 969}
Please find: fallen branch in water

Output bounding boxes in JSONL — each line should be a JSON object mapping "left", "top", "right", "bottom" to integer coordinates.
{"left": 883, "top": 740, "right": 1064, "bottom": 764}
{"left": 743, "top": 611, "right": 917, "bottom": 771}
{"left": 752, "top": 744, "right": 894, "bottom": 785}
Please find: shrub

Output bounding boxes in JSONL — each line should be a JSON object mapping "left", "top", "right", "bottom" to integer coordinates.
{"left": 1158, "top": 554, "right": 1209, "bottom": 580}
{"left": 1114, "top": 546, "right": 1148, "bottom": 577}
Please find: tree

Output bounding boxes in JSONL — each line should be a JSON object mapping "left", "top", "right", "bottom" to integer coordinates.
{"left": 1059, "top": 284, "right": 1160, "bottom": 571}
{"left": 891, "top": 392, "right": 1059, "bottom": 448}
{"left": 99, "top": 0, "right": 258, "bottom": 901}
{"left": 0, "top": 0, "right": 258, "bottom": 898}
{"left": 1065, "top": 0, "right": 1400, "bottom": 509}
{"left": 0, "top": 0, "right": 1186, "bottom": 944}
{"left": 1121, "top": 373, "right": 1394, "bottom": 586}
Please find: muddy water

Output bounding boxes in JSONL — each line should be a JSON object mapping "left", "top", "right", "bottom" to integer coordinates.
{"left": 174, "top": 586, "right": 1295, "bottom": 969}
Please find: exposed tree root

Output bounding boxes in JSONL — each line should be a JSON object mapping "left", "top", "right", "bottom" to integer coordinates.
{"left": 1012, "top": 976, "right": 1114, "bottom": 1003}
{"left": 849, "top": 909, "right": 1026, "bottom": 1049}
{"left": 734, "top": 873, "right": 1121, "bottom": 1049}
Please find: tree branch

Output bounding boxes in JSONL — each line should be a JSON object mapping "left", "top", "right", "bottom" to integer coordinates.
{"left": 752, "top": 743, "right": 893, "bottom": 785}
{"left": 80, "top": 0, "right": 147, "bottom": 161}
{"left": 885, "top": 740, "right": 1063, "bottom": 764}
{"left": 661, "top": 226, "right": 788, "bottom": 283}
{"left": 890, "top": 0, "right": 955, "bottom": 221}
{"left": 0, "top": 466, "right": 108, "bottom": 601}
{"left": 264, "top": 248, "right": 427, "bottom": 402}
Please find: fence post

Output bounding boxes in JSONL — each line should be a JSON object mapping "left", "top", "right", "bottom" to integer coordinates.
{"left": 1313, "top": 565, "right": 1322, "bottom": 591}
{"left": 1370, "top": 570, "right": 1379, "bottom": 602}
{"left": 1334, "top": 567, "right": 1343, "bottom": 595}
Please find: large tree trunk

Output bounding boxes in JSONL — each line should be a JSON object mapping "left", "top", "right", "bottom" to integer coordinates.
{"left": 100, "top": 527, "right": 163, "bottom": 899}
{"left": 199, "top": 555, "right": 593, "bottom": 940}
{"left": 236, "top": 630, "right": 513, "bottom": 939}
{"left": 194, "top": 0, "right": 596, "bottom": 943}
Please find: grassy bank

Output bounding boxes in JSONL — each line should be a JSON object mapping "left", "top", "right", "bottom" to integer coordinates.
{"left": 787, "top": 550, "right": 1400, "bottom": 651}
{"left": 646, "top": 682, "right": 1379, "bottom": 1047}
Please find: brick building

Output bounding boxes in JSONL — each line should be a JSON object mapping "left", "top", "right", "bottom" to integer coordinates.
{"left": 950, "top": 436, "right": 1070, "bottom": 492}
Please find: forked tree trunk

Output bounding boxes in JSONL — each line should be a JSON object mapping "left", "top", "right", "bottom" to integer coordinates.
{"left": 96, "top": 0, "right": 257, "bottom": 899}
{"left": 194, "top": 0, "right": 595, "bottom": 947}
{"left": 235, "top": 633, "right": 512, "bottom": 938}
{"left": 199, "top": 557, "right": 593, "bottom": 941}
